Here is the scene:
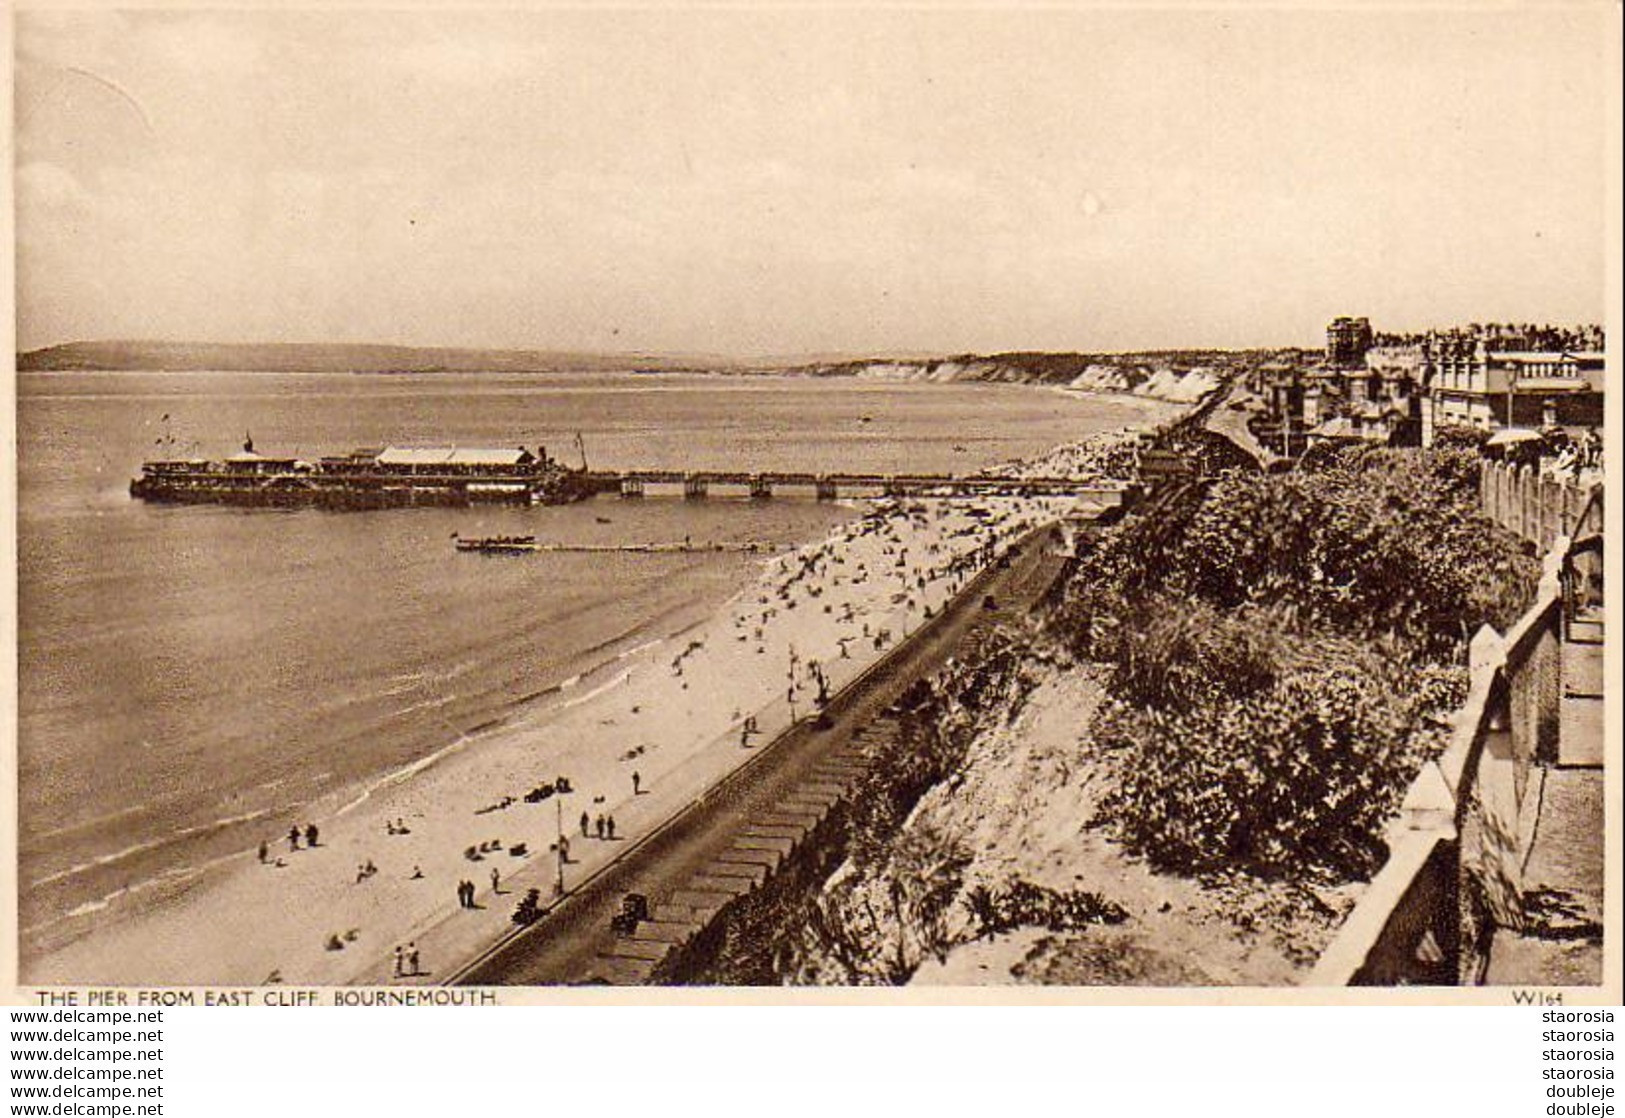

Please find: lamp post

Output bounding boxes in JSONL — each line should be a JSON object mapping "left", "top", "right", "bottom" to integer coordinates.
{"left": 554, "top": 794, "right": 565, "bottom": 898}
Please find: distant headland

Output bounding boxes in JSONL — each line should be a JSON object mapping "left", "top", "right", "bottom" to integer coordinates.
{"left": 14, "top": 340, "right": 736, "bottom": 376}
{"left": 17, "top": 339, "right": 1313, "bottom": 394}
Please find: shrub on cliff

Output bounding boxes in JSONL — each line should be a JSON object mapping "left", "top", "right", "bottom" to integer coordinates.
{"left": 964, "top": 879, "right": 1129, "bottom": 938}
{"left": 1097, "top": 656, "right": 1456, "bottom": 880}
{"left": 1431, "top": 424, "right": 1492, "bottom": 454}
{"left": 1160, "top": 453, "right": 1535, "bottom": 656}
{"left": 1061, "top": 444, "right": 1511, "bottom": 883}
{"left": 1061, "top": 444, "right": 1535, "bottom": 663}
{"left": 1108, "top": 597, "right": 1285, "bottom": 714}
{"left": 796, "top": 821, "right": 973, "bottom": 985}
{"left": 1057, "top": 479, "right": 1210, "bottom": 661}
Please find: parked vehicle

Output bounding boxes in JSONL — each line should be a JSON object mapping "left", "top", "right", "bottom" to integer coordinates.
{"left": 610, "top": 893, "right": 650, "bottom": 935}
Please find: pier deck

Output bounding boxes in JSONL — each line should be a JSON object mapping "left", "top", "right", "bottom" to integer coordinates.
{"left": 584, "top": 469, "right": 1126, "bottom": 501}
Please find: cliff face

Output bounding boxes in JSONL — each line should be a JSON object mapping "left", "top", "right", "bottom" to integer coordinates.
{"left": 780, "top": 645, "right": 1349, "bottom": 988}
{"left": 797, "top": 352, "right": 1233, "bottom": 403}
{"left": 903, "top": 656, "right": 1354, "bottom": 986}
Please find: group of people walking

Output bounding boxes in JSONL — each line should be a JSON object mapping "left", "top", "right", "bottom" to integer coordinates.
{"left": 579, "top": 811, "right": 618, "bottom": 840}
{"left": 455, "top": 867, "right": 504, "bottom": 909}
{"left": 257, "top": 823, "right": 319, "bottom": 865}
{"left": 392, "top": 943, "right": 422, "bottom": 978}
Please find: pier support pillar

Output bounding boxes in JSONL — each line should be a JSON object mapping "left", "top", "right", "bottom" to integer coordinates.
{"left": 621, "top": 476, "right": 644, "bottom": 499}
{"left": 749, "top": 476, "right": 773, "bottom": 500}
{"left": 815, "top": 478, "right": 837, "bottom": 501}
{"left": 683, "top": 476, "right": 708, "bottom": 501}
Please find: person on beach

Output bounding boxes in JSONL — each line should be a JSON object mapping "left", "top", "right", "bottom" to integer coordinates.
{"left": 407, "top": 944, "right": 421, "bottom": 977}
{"left": 595, "top": 815, "right": 605, "bottom": 839}
{"left": 490, "top": 867, "right": 501, "bottom": 894}
{"left": 411, "top": 865, "right": 424, "bottom": 880}
{"left": 258, "top": 841, "right": 269, "bottom": 864}
{"left": 580, "top": 811, "right": 590, "bottom": 837}
{"left": 393, "top": 945, "right": 406, "bottom": 978}
{"left": 607, "top": 816, "right": 617, "bottom": 840}
{"left": 305, "top": 824, "right": 319, "bottom": 848}
{"left": 632, "top": 770, "right": 641, "bottom": 795}
{"left": 288, "top": 826, "right": 301, "bottom": 852}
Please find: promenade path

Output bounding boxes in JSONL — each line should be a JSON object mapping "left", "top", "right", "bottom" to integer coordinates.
{"left": 1201, "top": 386, "right": 1282, "bottom": 469}
{"left": 1485, "top": 601, "right": 1606, "bottom": 986}
{"left": 453, "top": 525, "right": 1072, "bottom": 984}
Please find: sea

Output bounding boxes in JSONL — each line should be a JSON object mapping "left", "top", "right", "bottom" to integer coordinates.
{"left": 15, "top": 368, "right": 1164, "bottom": 958}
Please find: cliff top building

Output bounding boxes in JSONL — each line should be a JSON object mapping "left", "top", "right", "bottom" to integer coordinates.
{"left": 1326, "top": 316, "right": 1373, "bottom": 368}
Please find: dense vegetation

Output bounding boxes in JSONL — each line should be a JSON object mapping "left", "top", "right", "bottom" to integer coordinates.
{"left": 1058, "top": 441, "right": 1539, "bottom": 881}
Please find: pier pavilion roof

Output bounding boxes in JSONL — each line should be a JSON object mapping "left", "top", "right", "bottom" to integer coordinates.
{"left": 376, "top": 446, "right": 534, "bottom": 466}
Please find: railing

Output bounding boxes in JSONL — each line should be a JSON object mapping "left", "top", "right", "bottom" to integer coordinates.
{"left": 1309, "top": 539, "right": 1571, "bottom": 986}
{"left": 1480, "top": 459, "right": 1600, "bottom": 553}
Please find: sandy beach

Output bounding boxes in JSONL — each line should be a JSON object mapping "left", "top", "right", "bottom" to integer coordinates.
{"left": 29, "top": 480, "right": 1113, "bottom": 986}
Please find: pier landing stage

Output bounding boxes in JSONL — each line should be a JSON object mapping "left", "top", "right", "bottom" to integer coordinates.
{"left": 585, "top": 470, "right": 1128, "bottom": 501}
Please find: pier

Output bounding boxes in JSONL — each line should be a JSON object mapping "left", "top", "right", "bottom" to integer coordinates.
{"left": 584, "top": 469, "right": 1127, "bottom": 501}
{"left": 455, "top": 537, "right": 781, "bottom": 556}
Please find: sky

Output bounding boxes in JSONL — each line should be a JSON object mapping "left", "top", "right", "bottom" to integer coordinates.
{"left": 12, "top": 8, "right": 1619, "bottom": 357}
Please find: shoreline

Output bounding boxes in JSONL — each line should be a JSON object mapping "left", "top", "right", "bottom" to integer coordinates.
{"left": 22, "top": 395, "right": 1181, "bottom": 986}
{"left": 17, "top": 556, "right": 749, "bottom": 959}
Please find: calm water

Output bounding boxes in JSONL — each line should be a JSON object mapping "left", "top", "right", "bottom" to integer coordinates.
{"left": 16, "top": 369, "right": 1157, "bottom": 949}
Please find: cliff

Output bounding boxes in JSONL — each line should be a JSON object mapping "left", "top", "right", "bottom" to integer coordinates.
{"left": 790, "top": 350, "right": 1266, "bottom": 403}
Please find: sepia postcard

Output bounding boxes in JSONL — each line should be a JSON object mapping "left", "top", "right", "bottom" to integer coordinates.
{"left": 3, "top": 3, "right": 1619, "bottom": 1006}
